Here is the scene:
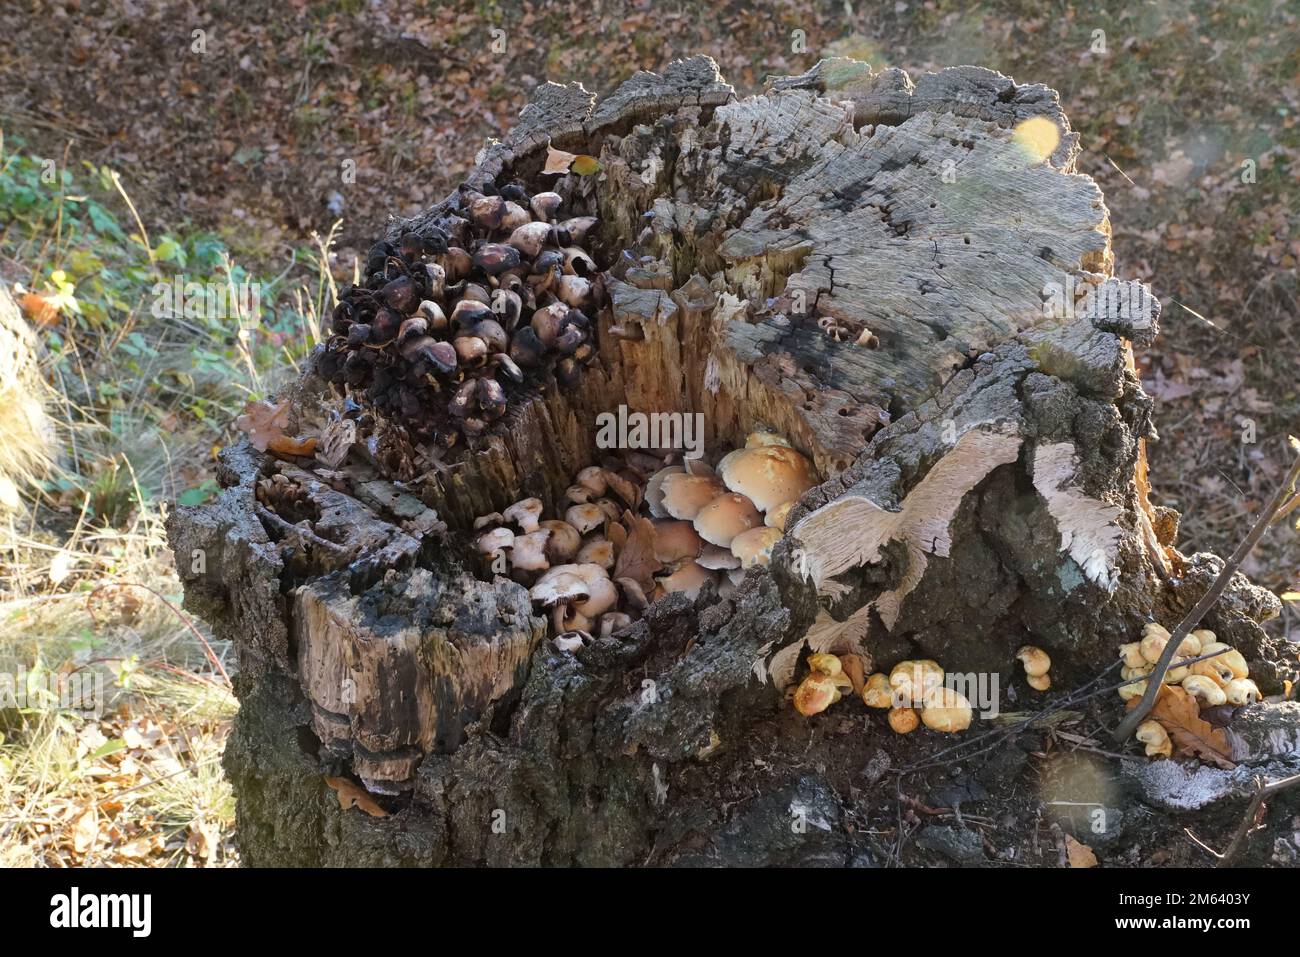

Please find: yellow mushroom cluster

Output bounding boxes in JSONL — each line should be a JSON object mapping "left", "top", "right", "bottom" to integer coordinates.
{"left": 1118, "top": 624, "right": 1260, "bottom": 758}
{"left": 794, "top": 656, "right": 973, "bottom": 734}
{"left": 1016, "top": 645, "right": 1052, "bottom": 691}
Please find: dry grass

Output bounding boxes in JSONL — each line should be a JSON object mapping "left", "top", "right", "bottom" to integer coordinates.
{"left": 0, "top": 143, "right": 331, "bottom": 866}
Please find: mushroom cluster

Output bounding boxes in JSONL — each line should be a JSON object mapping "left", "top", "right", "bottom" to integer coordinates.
{"left": 651, "top": 431, "right": 818, "bottom": 562}
{"left": 794, "top": 655, "right": 974, "bottom": 734}
{"left": 317, "top": 181, "right": 602, "bottom": 448}
{"left": 471, "top": 430, "right": 820, "bottom": 649}
{"left": 1118, "top": 623, "right": 1260, "bottom": 758}
{"left": 1016, "top": 645, "right": 1052, "bottom": 691}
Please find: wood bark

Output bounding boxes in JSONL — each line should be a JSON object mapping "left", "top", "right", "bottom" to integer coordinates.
{"left": 167, "top": 57, "right": 1297, "bottom": 867}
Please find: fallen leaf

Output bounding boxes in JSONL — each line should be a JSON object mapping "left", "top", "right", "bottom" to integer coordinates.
{"left": 1128, "top": 685, "right": 1235, "bottom": 769}
{"left": 235, "top": 399, "right": 291, "bottom": 451}
{"left": 1064, "top": 834, "right": 1098, "bottom": 868}
{"left": 71, "top": 810, "right": 98, "bottom": 855}
{"left": 571, "top": 154, "right": 601, "bottom": 176}
{"left": 325, "top": 776, "right": 390, "bottom": 818}
{"left": 613, "top": 510, "right": 662, "bottom": 593}
{"left": 267, "top": 434, "right": 318, "bottom": 457}
{"left": 542, "top": 144, "right": 578, "bottom": 175}
{"left": 602, "top": 469, "right": 642, "bottom": 510}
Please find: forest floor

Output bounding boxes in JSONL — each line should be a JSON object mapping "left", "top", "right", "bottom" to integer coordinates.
{"left": 0, "top": 0, "right": 1296, "bottom": 866}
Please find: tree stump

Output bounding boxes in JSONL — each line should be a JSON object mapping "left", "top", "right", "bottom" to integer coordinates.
{"left": 168, "top": 57, "right": 1297, "bottom": 867}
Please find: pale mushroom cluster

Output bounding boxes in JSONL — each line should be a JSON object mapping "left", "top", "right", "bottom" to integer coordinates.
{"left": 794, "top": 656, "right": 974, "bottom": 734}
{"left": 472, "top": 430, "right": 820, "bottom": 651}
{"left": 1118, "top": 623, "right": 1260, "bottom": 758}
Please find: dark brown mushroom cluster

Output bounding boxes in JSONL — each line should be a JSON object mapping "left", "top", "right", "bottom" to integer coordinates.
{"left": 316, "top": 182, "right": 602, "bottom": 448}
{"left": 471, "top": 431, "right": 819, "bottom": 651}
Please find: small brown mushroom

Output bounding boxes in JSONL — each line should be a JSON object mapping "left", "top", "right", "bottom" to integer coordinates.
{"left": 540, "top": 520, "right": 582, "bottom": 563}
{"left": 565, "top": 503, "right": 606, "bottom": 534}
{"left": 655, "top": 560, "right": 717, "bottom": 598}
{"left": 509, "top": 530, "right": 552, "bottom": 573}
{"left": 730, "top": 525, "right": 782, "bottom": 568}
{"left": 659, "top": 472, "right": 723, "bottom": 521}
{"left": 651, "top": 519, "right": 704, "bottom": 564}
{"left": 693, "top": 492, "right": 762, "bottom": 548}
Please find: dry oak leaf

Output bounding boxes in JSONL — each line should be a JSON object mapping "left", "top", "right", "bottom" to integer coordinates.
{"left": 325, "top": 776, "right": 390, "bottom": 818}
{"left": 235, "top": 398, "right": 290, "bottom": 451}
{"left": 1064, "top": 834, "right": 1098, "bottom": 868}
{"left": 1127, "top": 685, "right": 1235, "bottom": 770}
{"left": 541, "top": 144, "right": 600, "bottom": 176}
{"left": 613, "top": 510, "right": 662, "bottom": 594}
{"left": 236, "top": 398, "right": 319, "bottom": 456}
{"left": 542, "top": 144, "right": 578, "bottom": 175}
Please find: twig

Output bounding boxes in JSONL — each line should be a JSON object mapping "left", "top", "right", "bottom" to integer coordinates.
{"left": 1216, "top": 771, "right": 1300, "bottom": 867}
{"left": 1113, "top": 445, "right": 1300, "bottom": 743}
{"left": 87, "top": 582, "right": 231, "bottom": 687}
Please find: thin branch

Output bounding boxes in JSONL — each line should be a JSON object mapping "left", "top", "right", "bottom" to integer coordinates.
{"left": 1216, "top": 771, "right": 1300, "bottom": 867}
{"left": 1113, "top": 447, "right": 1300, "bottom": 744}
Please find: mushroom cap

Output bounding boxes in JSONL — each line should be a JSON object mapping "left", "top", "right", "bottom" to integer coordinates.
{"left": 693, "top": 492, "right": 762, "bottom": 548}
{"left": 659, "top": 472, "right": 725, "bottom": 521}
{"left": 717, "top": 446, "right": 819, "bottom": 513}
{"left": 575, "top": 466, "right": 608, "bottom": 496}
{"left": 1117, "top": 678, "right": 1148, "bottom": 701}
{"left": 529, "top": 569, "right": 590, "bottom": 606}
{"left": 509, "top": 529, "right": 551, "bottom": 572}
{"left": 745, "top": 430, "right": 792, "bottom": 449}
{"left": 889, "top": 660, "right": 944, "bottom": 707}
{"left": 539, "top": 520, "right": 582, "bottom": 563}
{"left": 731, "top": 525, "right": 782, "bottom": 568}
{"left": 1181, "top": 674, "right": 1228, "bottom": 706}
{"left": 651, "top": 519, "right": 704, "bottom": 564}
{"left": 475, "top": 527, "right": 514, "bottom": 556}
{"left": 807, "top": 653, "right": 842, "bottom": 677}
{"left": 919, "top": 688, "right": 973, "bottom": 732}
{"left": 793, "top": 674, "right": 841, "bottom": 716}
{"left": 1135, "top": 720, "right": 1169, "bottom": 747}
{"left": 1135, "top": 720, "right": 1172, "bottom": 757}
{"left": 1224, "top": 678, "right": 1261, "bottom": 706}
{"left": 598, "top": 612, "right": 634, "bottom": 639}
{"left": 1190, "top": 628, "right": 1217, "bottom": 652}
{"left": 765, "top": 500, "right": 795, "bottom": 531}
{"left": 573, "top": 574, "right": 618, "bottom": 618}
{"left": 888, "top": 707, "right": 920, "bottom": 733}
{"left": 1026, "top": 672, "right": 1051, "bottom": 691}
{"left": 1190, "top": 657, "right": 1235, "bottom": 687}
{"left": 1216, "top": 647, "right": 1249, "bottom": 680}
{"left": 553, "top": 633, "right": 587, "bottom": 653}
{"left": 503, "top": 497, "right": 543, "bottom": 533}
{"left": 645, "top": 465, "right": 686, "bottom": 518}
{"left": 862, "top": 673, "right": 893, "bottom": 708}
{"left": 1015, "top": 645, "right": 1051, "bottom": 677}
{"left": 565, "top": 503, "right": 606, "bottom": 534}
{"left": 576, "top": 537, "right": 616, "bottom": 570}
{"left": 655, "top": 560, "right": 718, "bottom": 598}
{"left": 1118, "top": 642, "right": 1145, "bottom": 669}
{"left": 696, "top": 542, "right": 741, "bottom": 570}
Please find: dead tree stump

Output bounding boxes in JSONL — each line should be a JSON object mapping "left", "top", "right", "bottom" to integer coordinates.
{"left": 168, "top": 58, "right": 1296, "bottom": 867}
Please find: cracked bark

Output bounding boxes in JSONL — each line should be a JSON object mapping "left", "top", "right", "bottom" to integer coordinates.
{"left": 167, "top": 57, "right": 1294, "bottom": 867}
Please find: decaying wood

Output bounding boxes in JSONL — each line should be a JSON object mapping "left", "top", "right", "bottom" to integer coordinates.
{"left": 167, "top": 57, "right": 1296, "bottom": 867}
